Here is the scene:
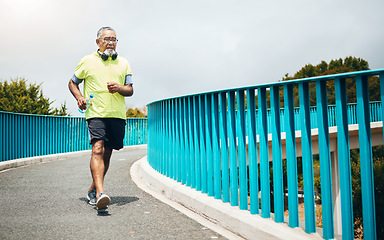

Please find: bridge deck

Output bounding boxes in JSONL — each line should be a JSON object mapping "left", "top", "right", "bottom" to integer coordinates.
{"left": 0, "top": 147, "right": 228, "bottom": 240}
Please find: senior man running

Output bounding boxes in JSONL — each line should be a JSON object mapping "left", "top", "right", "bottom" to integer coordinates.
{"left": 68, "top": 26, "right": 134, "bottom": 210}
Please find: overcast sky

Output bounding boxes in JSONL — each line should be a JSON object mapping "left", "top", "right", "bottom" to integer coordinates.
{"left": 1, "top": 0, "right": 384, "bottom": 116}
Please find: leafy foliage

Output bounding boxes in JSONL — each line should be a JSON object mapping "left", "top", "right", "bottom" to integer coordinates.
{"left": 351, "top": 146, "right": 384, "bottom": 238}
{"left": 126, "top": 107, "right": 147, "bottom": 118}
{"left": 283, "top": 57, "right": 369, "bottom": 80}
{"left": 0, "top": 78, "right": 69, "bottom": 116}
{"left": 281, "top": 56, "right": 380, "bottom": 106}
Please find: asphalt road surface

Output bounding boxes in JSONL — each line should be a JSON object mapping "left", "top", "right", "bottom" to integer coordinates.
{"left": 0, "top": 149, "right": 227, "bottom": 239}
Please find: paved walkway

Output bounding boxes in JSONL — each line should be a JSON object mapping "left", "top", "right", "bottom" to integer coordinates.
{"left": 0, "top": 147, "right": 228, "bottom": 240}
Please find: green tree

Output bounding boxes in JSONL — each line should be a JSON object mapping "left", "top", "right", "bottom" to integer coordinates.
{"left": 281, "top": 56, "right": 379, "bottom": 106}
{"left": 126, "top": 107, "right": 147, "bottom": 118}
{"left": 0, "top": 78, "right": 69, "bottom": 116}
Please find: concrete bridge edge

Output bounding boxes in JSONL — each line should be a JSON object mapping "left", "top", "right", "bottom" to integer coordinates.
{"left": 131, "top": 155, "right": 323, "bottom": 240}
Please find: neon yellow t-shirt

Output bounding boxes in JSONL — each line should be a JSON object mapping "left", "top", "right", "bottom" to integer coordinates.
{"left": 74, "top": 52, "right": 132, "bottom": 120}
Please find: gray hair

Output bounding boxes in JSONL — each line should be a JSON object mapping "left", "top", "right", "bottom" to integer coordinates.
{"left": 97, "top": 27, "right": 116, "bottom": 39}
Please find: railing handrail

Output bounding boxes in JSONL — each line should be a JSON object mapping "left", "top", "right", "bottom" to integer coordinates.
{"left": 147, "top": 69, "right": 384, "bottom": 106}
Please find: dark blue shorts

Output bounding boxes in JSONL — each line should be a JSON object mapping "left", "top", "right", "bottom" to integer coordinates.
{"left": 87, "top": 118, "right": 126, "bottom": 150}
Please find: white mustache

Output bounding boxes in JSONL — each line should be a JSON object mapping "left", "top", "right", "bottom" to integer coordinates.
{"left": 103, "top": 49, "right": 116, "bottom": 56}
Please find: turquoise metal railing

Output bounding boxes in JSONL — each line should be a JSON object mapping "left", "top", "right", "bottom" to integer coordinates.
{"left": 0, "top": 112, "right": 147, "bottom": 162}
{"left": 147, "top": 69, "right": 384, "bottom": 240}
{"left": 261, "top": 101, "right": 382, "bottom": 133}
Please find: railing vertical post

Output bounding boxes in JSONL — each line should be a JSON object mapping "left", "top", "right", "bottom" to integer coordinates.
{"left": 205, "top": 94, "right": 214, "bottom": 196}
{"left": 193, "top": 96, "right": 201, "bottom": 190}
{"left": 316, "top": 80, "right": 334, "bottom": 239}
{"left": 199, "top": 95, "right": 207, "bottom": 193}
{"left": 380, "top": 73, "right": 384, "bottom": 145}
{"left": 31, "top": 115, "right": 35, "bottom": 156}
{"left": 58, "top": 117, "right": 62, "bottom": 154}
{"left": 284, "top": 84, "right": 299, "bottom": 228}
{"left": 23, "top": 115, "right": 26, "bottom": 157}
{"left": 212, "top": 93, "right": 221, "bottom": 199}
{"left": 258, "top": 87, "right": 270, "bottom": 218}
{"left": 236, "top": 90, "right": 248, "bottom": 210}
{"left": 137, "top": 118, "right": 140, "bottom": 144}
{"left": 177, "top": 98, "right": 184, "bottom": 183}
{"left": 9, "top": 113, "right": 12, "bottom": 160}
{"left": 14, "top": 115, "right": 19, "bottom": 158}
{"left": 11, "top": 113, "right": 14, "bottom": 159}
{"left": 43, "top": 116, "right": 48, "bottom": 155}
{"left": 154, "top": 106, "right": 157, "bottom": 166}
{"left": 182, "top": 98, "right": 189, "bottom": 185}
{"left": 0, "top": 112, "right": 4, "bottom": 161}
{"left": 20, "top": 115, "right": 24, "bottom": 157}
{"left": 12, "top": 114, "right": 15, "bottom": 158}
{"left": 14, "top": 114, "right": 18, "bottom": 158}
{"left": 25, "top": 115, "right": 29, "bottom": 156}
{"left": 173, "top": 99, "right": 179, "bottom": 180}
{"left": 131, "top": 118, "right": 134, "bottom": 146}
{"left": 147, "top": 109, "right": 151, "bottom": 164}
{"left": 6, "top": 113, "right": 9, "bottom": 159}
{"left": 246, "top": 88, "right": 259, "bottom": 215}
{"left": 356, "top": 75, "right": 377, "bottom": 240}
{"left": 188, "top": 97, "right": 195, "bottom": 188}
{"left": 69, "top": 117, "right": 73, "bottom": 152}
{"left": 228, "top": 91, "right": 238, "bottom": 206}
{"left": 40, "top": 116, "right": 44, "bottom": 157}
{"left": 22, "top": 114, "right": 26, "bottom": 159}
{"left": 34, "top": 115, "right": 38, "bottom": 157}
{"left": 165, "top": 101, "right": 170, "bottom": 176}
{"left": 334, "top": 77, "right": 354, "bottom": 239}
{"left": 75, "top": 118, "right": 80, "bottom": 152}
{"left": 219, "top": 92, "right": 230, "bottom": 203}
{"left": 134, "top": 118, "right": 137, "bottom": 145}
{"left": 30, "top": 115, "right": 34, "bottom": 158}
{"left": 164, "top": 101, "right": 169, "bottom": 176}
{"left": 153, "top": 102, "right": 162, "bottom": 172}
{"left": 4, "top": 113, "right": 8, "bottom": 160}
{"left": 128, "top": 118, "right": 132, "bottom": 146}
{"left": 147, "top": 107, "right": 154, "bottom": 166}
{"left": 299, "top": 82, "right": 316, "bottom": 233}
{"left": 25, "top": 115, "right": 29, "bottom": 157}
{"left": 270, "top": 86, "right": 283, "bottom": 222}
{"left": 169, "top": 100, "right": 175, "bottom": 179}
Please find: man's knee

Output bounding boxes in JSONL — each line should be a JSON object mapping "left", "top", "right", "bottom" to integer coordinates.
{"left": 92, "top": 140, "right": 105, "bottom": 156}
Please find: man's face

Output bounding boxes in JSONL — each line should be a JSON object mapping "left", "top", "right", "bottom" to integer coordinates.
{"left": 96, "top": 29, "right": 117, "bottom": 53}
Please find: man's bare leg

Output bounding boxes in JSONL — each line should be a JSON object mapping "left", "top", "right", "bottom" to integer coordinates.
{"left": 89, "top": 140, "right": 113, "bottom": 197}
{"left": 88, "top": 143, "right": 113, "bottom": 195}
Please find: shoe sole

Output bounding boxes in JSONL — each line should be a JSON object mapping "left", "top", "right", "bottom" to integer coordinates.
{"left": 96, "top": 195, "right": 111, "bottom": 210}
{"left": 87, "top": 191, "right": 97, "bottom": 205}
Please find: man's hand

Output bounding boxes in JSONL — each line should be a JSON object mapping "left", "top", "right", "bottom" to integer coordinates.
{"left": 77, "top": 96, "right": 87, "bottom": 110}
{"left": 107, "top": 82, "right": 133, "bottom": 96}
{"left": 107, "top": 82, "right": 120, "bottom": 94}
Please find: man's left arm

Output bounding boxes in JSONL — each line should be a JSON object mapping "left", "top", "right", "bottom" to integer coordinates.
{"left": 107, "top": 82, "right": 133, "bottom": 96}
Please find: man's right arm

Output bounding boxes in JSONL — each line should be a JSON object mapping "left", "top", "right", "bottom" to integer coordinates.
{"left": 68, "top": 79, "right": 87, "bottom": 110}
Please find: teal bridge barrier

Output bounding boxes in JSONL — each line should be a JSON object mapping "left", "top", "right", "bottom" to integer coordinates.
{"left": 0, "top": 113, "right": 147, "bottom": 162}
{"left": 147, "top": 69, "right": 384, "bottom": 240}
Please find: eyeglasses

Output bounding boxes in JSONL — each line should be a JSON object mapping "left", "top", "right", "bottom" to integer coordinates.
{"left": 100, "top": 37, "right": 118, "bottom": 43}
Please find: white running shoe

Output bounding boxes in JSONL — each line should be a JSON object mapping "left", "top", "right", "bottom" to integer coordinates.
{"left": 96, "top": 192, "right": 111, "bottom": 210}
{"left": 87, "top": 189, "right": 97, "bottom": 205}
